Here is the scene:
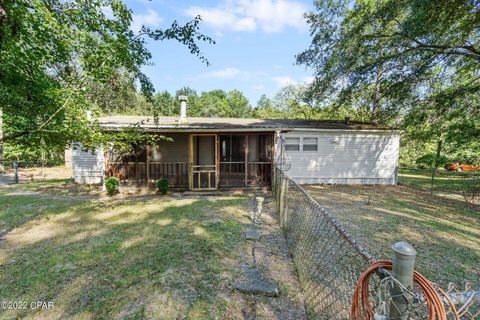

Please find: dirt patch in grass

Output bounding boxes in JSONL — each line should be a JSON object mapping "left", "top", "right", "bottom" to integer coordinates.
{"left": 303, "top": 184, "right": 480, "bottom": 289}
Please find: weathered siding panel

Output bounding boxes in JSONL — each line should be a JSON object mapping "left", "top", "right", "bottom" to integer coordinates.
{"left": 72, "top": 145, "right": 104, "bottom": 184}
{"left": 64, "top": 147, "right": 73, "bottom": 169}
{"left": 279, "top": 130, "right": 400, "bottom": 185}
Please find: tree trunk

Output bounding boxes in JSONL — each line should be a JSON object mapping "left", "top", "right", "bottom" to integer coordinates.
{"left": 372, "top": 65, "right": 383, "bottom": 118}
{"left": 430, "top": 139, "right": 443, "bottom": 195}
{"left": 0, "top": 107, "right": 4, "bottom": 173}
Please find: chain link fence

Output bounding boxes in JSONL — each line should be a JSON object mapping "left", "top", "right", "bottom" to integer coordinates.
{"left": 273, "top": 166, "right": 375, "bottom": 319}
{"left": 398, "top": 168, "right": 480, "bottom": 204}
{"left": 0, "top": 160, "right": 69, "bottom": 184}
{"left": 273, "top": 166, "right": 479, "bottom": 319}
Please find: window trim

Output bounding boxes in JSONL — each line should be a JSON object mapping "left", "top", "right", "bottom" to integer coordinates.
{"left": 302, "top": 137, "right": 318, "bottom": 152}
{"left": 284, "top": 137, "right": 301, "bottom": 152}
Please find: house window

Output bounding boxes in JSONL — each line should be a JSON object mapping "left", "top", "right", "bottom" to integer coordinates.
{"left": 284, "top": 137, "right": 300, "bottom": 151}
{"left": 303, "top": 137, "right": 318, "bottom": 151}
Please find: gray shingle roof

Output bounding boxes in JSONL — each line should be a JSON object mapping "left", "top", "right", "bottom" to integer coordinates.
{"left": 97, "top": 115, "right": 395, "bottom": 131}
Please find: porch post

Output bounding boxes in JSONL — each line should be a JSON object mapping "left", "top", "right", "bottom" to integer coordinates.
{"left": 272, "top": 132, "right": 278, "bottom": 186}
{"left": 188, "top": 134, "right": 193, "bottom": 190}
{"left": 244, "top": 135, "right": 249, "bottom": 187}
{"left": 215, "top": 133, "right": 219, "bottom": 189}
{"left": 146, "top": 144, "right": 150, "bottom": 186}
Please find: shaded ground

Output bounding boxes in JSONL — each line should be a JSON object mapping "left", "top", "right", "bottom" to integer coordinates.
{"left": 303, "top": 184, "right": 480, "bottom": 289}
{"left": 0, "top": 184, "right": 303, "bottom": 319}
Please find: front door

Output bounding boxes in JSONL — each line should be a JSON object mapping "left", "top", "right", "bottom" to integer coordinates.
{"left": 189, "top": 134, "right": 218, "bottom": 190}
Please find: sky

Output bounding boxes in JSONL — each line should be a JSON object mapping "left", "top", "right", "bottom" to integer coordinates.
{"left": 124, "top": 0, "right": 315, "bottom": 105}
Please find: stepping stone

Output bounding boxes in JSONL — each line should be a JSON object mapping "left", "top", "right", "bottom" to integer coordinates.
{"left": 245, "top": 228, "right": 262, "bottom": 240}
{"left": 234, "top": 266, "right": 279, "bottom": 296}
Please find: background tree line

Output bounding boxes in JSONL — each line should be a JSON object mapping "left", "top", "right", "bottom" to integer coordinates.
{"left": 88, "top": 73, "right": 364, "bottom": 121}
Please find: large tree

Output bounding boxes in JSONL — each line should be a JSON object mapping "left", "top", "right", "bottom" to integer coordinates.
{"left": 0, "top": 0, "right": 213, "bottom": 160}
{"left": 226, "top": 90, "right": 252, "bottom": 118}
{"left": 152, "top": 91, "right": 176, "bottom": 116}
{"left": 297, "top": 0, "right": 479, "bottom": 122}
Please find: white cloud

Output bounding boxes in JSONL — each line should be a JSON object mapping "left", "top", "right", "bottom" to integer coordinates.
{"left": 303, "top": 76, "right": 315, "bottom": 84}
{"left": 131, "top": 9, "right": 163, "bottom": 33}
{"left": 194, "top": 68, "right": 267, "bottom": 82}
{"left": 252, "top": 84, "right": 265, "bottom": 92}
{"left": 186, "top": 7, "right": 256, "bottom": 32}
{"left": 185, "top": 0, "right": 307, "bottom": 33}
{"left": 272, "top": 76, "right": 297, "bottom": 87}
{"left": 199, "top": 67, "right": 243, "bottom": 79}
{"left": 272, "top": 75, "right": 314, "bottom": 87}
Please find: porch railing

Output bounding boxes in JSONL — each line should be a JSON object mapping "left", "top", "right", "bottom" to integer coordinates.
{"left": 106, "top": 161, "right": 188, "bottom": 188}
{"left": 247, "top": 162, "right": 271, "bottom": 186}
{"left": 219, "top": 161, "right": 272, "bottom": 187}
{"left": 219, "top": 162, "right": 245, "bottom": 187}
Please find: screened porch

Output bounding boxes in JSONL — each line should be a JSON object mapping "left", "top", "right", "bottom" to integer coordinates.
{"left": 105, "top": 132, "right": 274, "bottom": 190}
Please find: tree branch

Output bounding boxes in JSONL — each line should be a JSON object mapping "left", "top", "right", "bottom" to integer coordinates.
{"left": 364, "top": 31, "right": 480, "bottom": 62}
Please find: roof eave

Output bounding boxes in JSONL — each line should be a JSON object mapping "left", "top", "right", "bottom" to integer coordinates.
{"left": 98, "top": 124, "right": 398, "bottom": 133}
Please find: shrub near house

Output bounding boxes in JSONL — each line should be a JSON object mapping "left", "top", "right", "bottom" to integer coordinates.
{"left": 105, "top": 176, "right": 120, "bottom": 195}
{"left": 156, "top": 178, "right": 169, "bottom": 194}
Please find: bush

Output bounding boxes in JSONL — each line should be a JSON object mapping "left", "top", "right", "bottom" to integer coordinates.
{"left": 416, "top": 153, "right": 450, "bottom": 169}
{"left": 461, "top": 172, "right": 480, "bottom": 204}
{"left": 105, "top": 176, "right": 120, "bottom": 196}
{"left": 156, "top": 178, "right": 169, "bottom": 195}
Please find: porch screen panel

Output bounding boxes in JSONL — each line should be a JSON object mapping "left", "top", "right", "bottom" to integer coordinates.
{"left": 247, "top": 134, "right": 272, "bottom": 186}
{"left": 219, "top": 135, "right": 245, "bottom": 187}
{"left": 150, "top": 134, "right": 189, "bottom": 188}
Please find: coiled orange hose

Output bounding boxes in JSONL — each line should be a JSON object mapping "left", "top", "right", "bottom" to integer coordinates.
{"left": 351, "top": 260, "right": 449, "bottom": 320}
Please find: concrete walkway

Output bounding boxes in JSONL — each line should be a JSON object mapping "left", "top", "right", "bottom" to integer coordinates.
{"left": 233, "top": 196, "right": 307, "bottom": 319}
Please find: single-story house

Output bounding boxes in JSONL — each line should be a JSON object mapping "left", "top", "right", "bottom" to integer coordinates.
{"left": 72, "top": 99, "right": 400, "bottom": 189}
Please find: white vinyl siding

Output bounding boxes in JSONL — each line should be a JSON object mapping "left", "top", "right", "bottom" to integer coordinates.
{"left": 279, "top": 130, "right": 400, "bottom": 185}
{"left": 72, "top": 145, "right": 105, "bottom": 184}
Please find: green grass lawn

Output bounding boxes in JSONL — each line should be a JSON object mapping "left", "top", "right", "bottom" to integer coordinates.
{"left": 303, "top": 184, "right": 480, "bottom": 289}
{"left": 398, "top": 168, "right": 474, "bottom": 192}
{"left": 0, "top": 188, "right": 249, "bottom": 319}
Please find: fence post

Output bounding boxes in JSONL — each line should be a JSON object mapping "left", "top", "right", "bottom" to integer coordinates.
{"left": 389, "top": 241, "right": 417, "bottom": 320}
{"left": 279, "top": 176, "right": 289, "bottom": 227}
{"left": 13, "top": 161, "right": 19, "bottom": 184}
{"left": 277, "top": 176, "right": 283, "bottom": 216}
